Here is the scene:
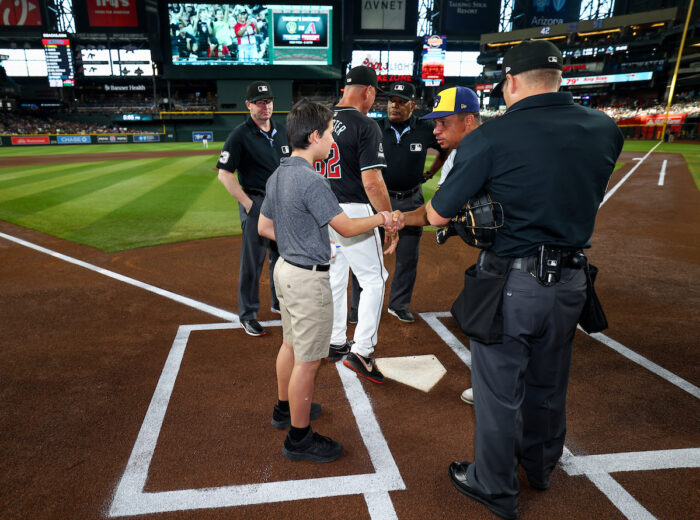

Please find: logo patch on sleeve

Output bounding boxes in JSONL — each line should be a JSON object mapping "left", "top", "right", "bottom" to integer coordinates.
{"left": 219, "top": 151, "right": 230, "bottom": 164}
{"left": 281, "top": 145, "right": 289, "bottom": 154}
{"left": 410, "top": 143, "right": 422, "bottom": 152}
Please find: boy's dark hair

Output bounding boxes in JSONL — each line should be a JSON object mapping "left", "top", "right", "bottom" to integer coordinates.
{"left": 286, "top": 100, "right": 333, "bottom": 151}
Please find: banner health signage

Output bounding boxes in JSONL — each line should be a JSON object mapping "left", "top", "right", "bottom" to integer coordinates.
{"left": 513, "top": 0, "right": 582, "bottom": 29}
{"left": 443, "top": 1, "right": 497, "bottom": 35}
{"left": 97, "top": 135, "right": 129, "bottom": 143}
{"left": 58, "top": 135, "right": 92, "bottom": 144}
{"left": 192, "top": 131, "right": 213, "bottom": 142}
{"left": 133, "top": 134, "right": 160, "bottom": 142}
{"left": 361, "top": 0, "right": 406, "bottom": 31}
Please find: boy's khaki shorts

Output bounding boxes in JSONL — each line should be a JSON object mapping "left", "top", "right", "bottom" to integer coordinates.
{"left": 273, "top": 258, "right": 333, "bottom": 362}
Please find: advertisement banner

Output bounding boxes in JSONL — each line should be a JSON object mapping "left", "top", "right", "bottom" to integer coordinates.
{"left": 562, "top": 71, "right": 653, "bottom": 87}
{"left": 11, "top": 136, "right": 50, "bottom": 145}
{"left": 86, "top": 0, "right": 138, "bottom": 27}
{"left": 57, "top": 135, "right": 92, "bottom": 144}
{"left": 421, "top": 35, "right": 446, "bottom": 87}
{"left": 96, "top": 135, "right": 129, "bottom": 143}
{"left": 443, "top": 1, "right": 497, "bottom": 35}
{"left": 0, "top": 0, "right": 42, "bottom": 26}
{"left": 133, "top": 134, "right": 160, "bottom": 142}
{"left": 361, "top": 0, "right": 405, "bottom": 30}
{"left": 513, "top": 0, "right": 582, "bottom": 29}
{"left": 192, "top": 131, "right": 213, "bottom": 142}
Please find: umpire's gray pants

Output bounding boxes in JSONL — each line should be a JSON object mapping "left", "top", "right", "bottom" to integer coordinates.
{"left": 465, "top": 266, "right": 587, "bottom": 511}
{"left": 238, "top": 195, "right": 279, "bottom": 320}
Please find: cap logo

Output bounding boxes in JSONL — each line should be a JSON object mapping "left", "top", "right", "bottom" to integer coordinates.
{"left": 505, "top": 66, "right": 511, "bottom": 73}
{"left": 395, "top": 85, "right": 405, "bottom": 91}
{"left": 347, "top": 78, "right": 353, "bottom": 83}
{"left": 258, "top": 85, "right": 268, "bottom": 92}
{"left": 548, "top": 56, "right": 558, "bottom": 63}
{"left": 433, "top": 95, "right": 441, "bottom": 108}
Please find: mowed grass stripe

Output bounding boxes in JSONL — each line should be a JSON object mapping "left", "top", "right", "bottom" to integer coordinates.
{"left": 65, "top": 155, "right": 223, "bottom": 251}
{"left": 0, "top": 158, "right": 174, "bottom": 221}
{"left": 164, "top": 172, "right": 241, "bottom": 242}
{"left": 0, "top": 160, "right": 115, "bottom": 189}
{"left": 17, "top": 156, "right": 207, "bottom": 236}
{"left": 0, "top": 160, "right": 149, "bottom": 205}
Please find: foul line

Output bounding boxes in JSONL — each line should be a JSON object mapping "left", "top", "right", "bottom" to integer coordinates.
{"left": 601, "top": 141, "right": 662, "bottom": 207}
{"left": 0, "top": 231, "right": 237, "bottom": 322}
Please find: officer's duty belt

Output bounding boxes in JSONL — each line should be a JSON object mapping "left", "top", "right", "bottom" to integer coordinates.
{"left": 388, "top": 185, "right": 420, "bottom": 200}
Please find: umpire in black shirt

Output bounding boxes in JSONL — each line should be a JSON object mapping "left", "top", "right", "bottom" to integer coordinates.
{"left": 350, "top": 82, "right": 446, "bottom": 324}
{"left": 399, "top": 40, "right": 623, "bottom": 519}
{"left": 217, "top": 81, "right": 290, "bottom": 336}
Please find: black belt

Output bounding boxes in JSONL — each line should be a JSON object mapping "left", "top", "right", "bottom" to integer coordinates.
{"left": 244, "top": 188, "right": 266, "bottom": 197}
{"left": 388, "top": 185, "right": 420, "bottom": 200}
{"left": 285, "top": 259, "right": 330, "bottom": 272}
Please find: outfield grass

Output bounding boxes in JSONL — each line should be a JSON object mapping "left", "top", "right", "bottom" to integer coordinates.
{"left": 0, "top": 140, "right": 697, "bottom": 252}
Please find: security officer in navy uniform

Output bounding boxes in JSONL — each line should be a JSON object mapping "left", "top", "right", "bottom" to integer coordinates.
{"left": 399, "top": 40, "right": 623, "bottom": 519}
{"left": 217, "top": 80, "right": 290, "bottom": 336}
{"left": 349, "top": 81, "right": 446, "bottom": 324}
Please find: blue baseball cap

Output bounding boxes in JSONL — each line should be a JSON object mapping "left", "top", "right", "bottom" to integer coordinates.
{"left": 420, "top": 86, "right": 479, "bottom": 119}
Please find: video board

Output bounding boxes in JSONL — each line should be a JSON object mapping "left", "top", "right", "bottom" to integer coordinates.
{"left": 0, "top": 49, "right": 47, "bottom": 77}
{"left": 42, "top": 33, "right": 75, "bottom": 87}
{"left": 81, "top": 49, "right": 153, "bottom": 76}
{"left": 168, "top": 3, "right": 332, "bottom": 66}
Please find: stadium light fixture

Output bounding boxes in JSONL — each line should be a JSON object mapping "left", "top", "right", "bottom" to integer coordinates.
{"left": 577, "top": 28, "right": 621, "bottom": 37}
{"left": 487, "top": 40, "right": 523, "bottom": 47}
{"left": 533, "top": 35, "right": 566, "bottom": 42}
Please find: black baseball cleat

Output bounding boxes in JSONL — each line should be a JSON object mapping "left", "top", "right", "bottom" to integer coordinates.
{"left": 448, "top": 462, "right": 518, "bottom": 520}
{"left": 325, "top": 340, "right": 352, "bottom": 362}
{"left": 270, "top": 402, "right": 322, "bottom": 429}
{"left": 241, "top": 319, "right": 266, "bottom": 336}
{"left": 388, "top": 308, "right": 415, "bottom": 323}
{"left": 343, "top": 352, "right": 384, "bottom": 384}
{"left": 282, "top": 428, "right": 343, "bottom": 463}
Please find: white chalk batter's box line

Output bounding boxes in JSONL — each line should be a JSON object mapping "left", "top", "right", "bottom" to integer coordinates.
{"left": 421, "top": 311, "right": 700, "bottom": 520}
{"left": 108, "top": 321, "right": 405, "bottom": 518}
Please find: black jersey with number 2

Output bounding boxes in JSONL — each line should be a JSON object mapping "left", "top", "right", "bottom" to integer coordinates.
{"left": 314, "top": 106, "right": 387, "bottom": 204}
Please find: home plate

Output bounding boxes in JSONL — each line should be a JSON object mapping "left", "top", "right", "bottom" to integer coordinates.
{"left": 375, "top": 355, "right": 446, "bottom": 392}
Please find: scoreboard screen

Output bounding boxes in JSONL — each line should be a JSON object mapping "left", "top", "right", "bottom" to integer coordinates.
{"left": 42, "top": 33, "right": 75, "bottom": 87}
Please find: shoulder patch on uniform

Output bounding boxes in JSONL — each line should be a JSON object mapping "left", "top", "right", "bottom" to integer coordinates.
{"left": 281, "top": 145, "right": 289, "bottom": 154}
{"left": 219, "top": 151, "right": 230, "bottom": 164}
{"left": 410, "top": 143, "right": 423, "bottom": 152}
{"left": 379, "top": 142, "right": 384, "bottom": 153}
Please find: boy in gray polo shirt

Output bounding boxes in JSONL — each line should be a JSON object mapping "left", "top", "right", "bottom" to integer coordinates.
{"left": 259, "top": 101, "right": 394, "bottom": 462}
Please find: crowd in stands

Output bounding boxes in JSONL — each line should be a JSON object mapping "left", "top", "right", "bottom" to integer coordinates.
{"left": 0, "top": 112, "right": 139, "bottom": 135}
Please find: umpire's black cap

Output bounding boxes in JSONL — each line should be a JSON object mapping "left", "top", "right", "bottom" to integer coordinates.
{"left": 491, "top": 40, "right": 563, "bottom": 98}
{"left": 345, "top": 66, "right": 383, "bottom": 92}
{"left": 387, "top": 81, "right": 416, "bottom": 101}
{"left": 246, "top": 81, "right": 274, "bottom": 102}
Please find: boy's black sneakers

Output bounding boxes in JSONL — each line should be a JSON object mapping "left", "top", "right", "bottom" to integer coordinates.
{"left": 343, "top": 352, "right": 384, "bottom": 384}
{"left": 270, "top": 402, "right": 322, "bottom": 429}
{"left": 325, "top": 340, "right": 353, "bottom": 362}
{"left": 282, "top": 428, "right": 343, "bottom": 462}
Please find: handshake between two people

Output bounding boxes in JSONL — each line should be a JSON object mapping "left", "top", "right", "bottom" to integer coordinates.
{"left": 377, "top": 210, "right": 407, "bottom": 234}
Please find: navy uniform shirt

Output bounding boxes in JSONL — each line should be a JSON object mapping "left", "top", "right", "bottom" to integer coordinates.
{"left": 216, "top": 116, "right": 290, "bottom": 192}
{"left": 431, "top": 92, "right": 624, "bottom": 257}
{"left": 380, "top": 114, "right": 441, "bottom": 191}
{"left": 315, "top": 106, "right": 386, "bottom": 204}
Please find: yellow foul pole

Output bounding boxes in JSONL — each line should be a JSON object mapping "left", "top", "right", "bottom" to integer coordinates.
{"left": 661, "top": 0, "right": 696, "bottom": 139}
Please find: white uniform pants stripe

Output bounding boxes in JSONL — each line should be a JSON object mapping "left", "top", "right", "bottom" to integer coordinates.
{"left": 329, "top": 203, "right": 388, "bottom": 357}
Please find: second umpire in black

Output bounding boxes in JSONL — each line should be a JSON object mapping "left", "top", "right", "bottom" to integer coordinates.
{"left": 350, "top": 82, "right": 446, "bottom": 323}
{"left": 217, "top": 80, "right": 290, "bottom": 336}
